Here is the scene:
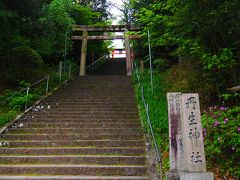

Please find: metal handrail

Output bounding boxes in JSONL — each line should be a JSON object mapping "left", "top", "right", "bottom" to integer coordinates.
{"left": 144, "top": 55, "right": 154, "bottom": 63}
{"left": 134, "top": 62, "right": 163, "bottom": 178}
{"left": 0, "top": 87, "right": 27, "bottom": 105}
{"left": 141, "top": 86, "right": 161, "bottom": 163}
{"left": 86, "top": 54, "right": 109, "bottom": 71}
{"left": 29, "top": 76, "right": 49, "bottom": 88}
{"left": 144, "top": 57, "right": 150, "bottom": 63}
{"left": 0, "top": 76, "right": 49, "bottom": 105}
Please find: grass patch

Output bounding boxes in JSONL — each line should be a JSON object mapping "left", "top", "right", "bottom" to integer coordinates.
{"left": 0, "top": 66, "right": 74, "bottom": 128}
{"left": 132, "top": 69, "right": 170, "bottom": 173}
{"left": 0, "top": 107, "right": 18, "bottom": 127}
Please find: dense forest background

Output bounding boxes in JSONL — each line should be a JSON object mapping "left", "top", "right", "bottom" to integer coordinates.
{"left": 126, "top": 0, "right": 240, "bottom": 107}
{"left": 2, "top": 0, "right": 239, "bottom": 101}
{"left": 0, "top": 0, "right": 110, "bottom": 87}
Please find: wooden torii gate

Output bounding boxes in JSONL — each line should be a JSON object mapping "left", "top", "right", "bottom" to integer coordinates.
{"left": 72, "top": 25, "right": 141, "bottom": 76}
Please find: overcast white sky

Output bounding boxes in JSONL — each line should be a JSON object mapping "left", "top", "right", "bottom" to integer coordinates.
{"left": 107, "top": 0, "right": 124, "bottom": 49}
{"left": 108, "top": 0, "right": 123, "bottom": 25}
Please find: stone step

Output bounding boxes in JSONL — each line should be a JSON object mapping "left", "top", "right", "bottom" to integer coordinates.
{"left": 45, "top": 92, "right": 134, "bottom": 94}
{"left": 20, "top": 118, "right": 140, "bottom": 123}
{"left": 45, "top": 101, "right": 137, "bottom": 104}
{"left": 45, "top": 97, "right": 136, "bottom": 100}
{"left": 38, "top": 103, "right": 137, "bottom": 106}
{"left": 1, "top": 140, "right": 145, "bottom": 147}
{"left": 35, "top": 105, "right": 137, "bottom": 109}
{"left": 54, "top": 82, "right": 132, "bottom": 84}
{"left": 0, "top": 147, "right": 145, "bottom": 156}
{"left": 47, "top": 100, "right": 135, "bottom": 102}
{"left": 32, "top": 105, "right": 138, "bottom": 109}
{"left": 29, "top": 108, "right": 137, "bottom": 112}
{"left": 22, "top": 115, "right": 139, "bottom": 119}
{"left": 20, "top": 115, "right": 139, "bottom": 119}
{"left": 32, "top": 108, "right": 138, "bottom": 111}
{"left": 6, "top": 128, "right": 142, "bottom": 134}
{"left": 2, "top": 134, "right": 143, "bottom": 141}
{"left": 17, "top": 119, "right": 140, "bottom": 124}
{"left": 27, "top": 112, "right": 139, "bottom": 116}
{"left": 55, "top": 86, "right": 133, "bottom": 88}
{"left": 53, "top": 89, "right": 134, "bottom": 91}
{"left": 0, "top": 155, "right": 145, "bottom": 165}
{"left": 0, "top": 175, "right": 149, "bottom": 180}
{"left": 0, "top": 164, "right": 147, "bottom": 176}
{"left": 59, "top": 84, "right": 133, "bottom": 86}
{"left": 47, "top": 96, "right": 135, "bottom": 99}
{"left": 46, "top": 91, "right": 134, "bottom": 94}
{"left": 44, "top": 91, "right": 134, "bottom": 95}
{"left": 0, "top": 75, "right": 149, "bottom": 178}
{"left": 43, "top": 100, "right": 136, "bottom": 103}
{"left": 51, "top": 91, "right": 134, "bottom": 93}
{"left": 50, "top": 88, "right": 133, "bottom": 90}
{"left": 36, "top": 105, "right": 137, "bottom": 108}
{"left": 56, "top": 84, "right": 133, "bottom": 86}
{"left": 9, "top": 122, "right": 141, "bottom": 128}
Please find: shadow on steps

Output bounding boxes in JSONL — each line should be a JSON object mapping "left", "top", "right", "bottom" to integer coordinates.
{"left": 89, "top": 58, "right": 127, "bottom": 75}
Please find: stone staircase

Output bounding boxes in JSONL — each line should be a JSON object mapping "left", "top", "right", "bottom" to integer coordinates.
{"left": 0, "top": 76, "right": 150, "bottom": 179}
{"left": 90, "top": 58, "right": 127, "bottom": 75}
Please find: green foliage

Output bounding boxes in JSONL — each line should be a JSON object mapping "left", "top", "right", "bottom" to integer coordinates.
{"left": 9, "top": 94, "right": 33, "bottom": 110}
{"left": 78, "top": 0, "right": 109, "bottom": 22}
{"left": 5, "top": 46, "right": 44, "bottom": 84}
{"left": 133, "top": 70, "right": 169, "bottom": 146}
{"left": 38, "top": 0, "right": 77, "bottom": 58}
{"left": 18, "top": 81, "right": 31, "bottom": 89}
{"left": 220, "top": 92, "right": 240, "bottom": 102}
{"left": 130, "top": 0, "right": 240, "bottom": 97}
{"left": 153, "top": 58, "right": 167, "bottom": 70}
{"left": 68, "top": 60, "right": 79, "bottom": 76}
{"left": 0, "top": 0, "right": 51, "bottom": 56}
{"left": 202, "top": 48, "right": 236, "bottom": 70}
{"left": 44, "top": 0, "right": 75, "bottom": 28}
{"left": 164, "top": 60, "right": 217, "bottom": 108}
{"left": 202, "top": 106, "right": 240, "bottom": 177}
{"left": 37, "top": 0, "right": 107, "bottom": 60}
{"left": 1, "top": 80, "right": 40, "bottom": 110}
{"left": 174, "top": 38, "right": 203, "bottom": 58}
{"left": 0, "top": 0, "right": 109, "bottom": 64}
{"left": 0, "top": 110, "right": 17, "bottom": 127}
{"left": 0, "top": 64, "right": 74, "bottom": 127}
{"left": 133, "top": 69, "right": 170, "bottom": 174}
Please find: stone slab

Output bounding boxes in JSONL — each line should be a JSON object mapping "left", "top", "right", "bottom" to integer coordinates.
{"left": 167, "top": 93, "right": 182, "bottom": 171}
{"left": 179, "top": 94, "right": 206, "bottom": 172}
{"left": 166, "top": 172, "right": 214, "bottom": 180}
{"left": 179, "top": 172, "right": 214, "bottom": 180}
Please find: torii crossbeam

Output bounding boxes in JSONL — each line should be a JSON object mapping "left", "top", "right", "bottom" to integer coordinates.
{"left": 72, "top": 25, "right": 142, "bottom": 76}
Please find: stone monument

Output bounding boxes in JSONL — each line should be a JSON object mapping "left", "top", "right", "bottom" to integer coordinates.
{"left": 167, "top": 93, "right": 214, "bottom": 180}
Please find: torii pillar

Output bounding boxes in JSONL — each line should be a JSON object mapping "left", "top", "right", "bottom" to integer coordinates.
{"left": 79, "top": 31, "right": 88, "bottom": 76}
{"left": 73, "top": 25, "right": 141, "bottom": 76}
{"left": 125, "top": 28, "right": 132, "bottom": 76}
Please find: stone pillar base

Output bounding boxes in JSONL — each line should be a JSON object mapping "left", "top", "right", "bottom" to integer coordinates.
{"left": 166, "top": 171, "right": 214, "bottom": 180}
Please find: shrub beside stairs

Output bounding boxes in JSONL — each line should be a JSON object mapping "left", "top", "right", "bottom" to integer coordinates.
{"left": 0, "top": 76, "right": 150, "bottom": 179}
